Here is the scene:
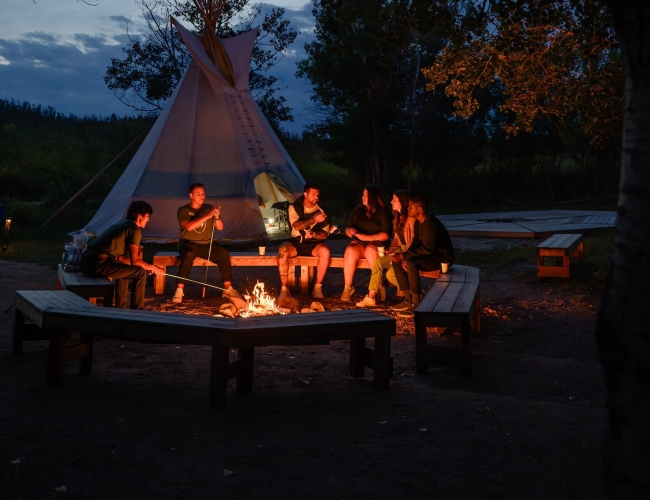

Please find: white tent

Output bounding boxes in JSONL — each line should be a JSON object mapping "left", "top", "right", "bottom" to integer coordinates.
{"left": 82, "top": 14, "right": 304, "bottom": 242}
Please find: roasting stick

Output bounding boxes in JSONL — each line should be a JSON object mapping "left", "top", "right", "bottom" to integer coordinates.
{"left": 202, "top": 220, "right": 216, "bottom": 298}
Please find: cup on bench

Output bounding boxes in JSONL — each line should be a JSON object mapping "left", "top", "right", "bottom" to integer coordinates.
{"left": 377, "top": 246, "right": 385, "bottom": 257}
{"left": 259, "top": 246, "right": 267, "bottom": 256}
{"left": 441, "top": 262, "right": 449, "bottom": 273}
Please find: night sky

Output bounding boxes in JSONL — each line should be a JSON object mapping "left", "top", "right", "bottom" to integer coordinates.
{"left": 0, "top": 0, "right": 315, "bottom": 133}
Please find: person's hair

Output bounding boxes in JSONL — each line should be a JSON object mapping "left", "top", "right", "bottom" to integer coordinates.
{"left": 126, "top": 200, "right": 153, "bottom": 221}
{"left": 189, "top": 182, "right": 205, "bottom": 194}
{"left": 410, "top": 195, "right": 427, "bottom": 212}
{"left": 363, "top": 184, "right": 385, "bottom": 218}
{"left": 392, "top": 190, "right": 410, "bottom": 234}
{"left": 303, "top": 182, "right": 320, "bottom": 194}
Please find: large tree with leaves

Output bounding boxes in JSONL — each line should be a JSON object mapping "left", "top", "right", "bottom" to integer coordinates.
{"left": 423, "top": 0, "right": 622, "bottom": 149}
{"left": 105, "top": 0, "right": 297, "bottom": 128}
{"left": 297, "top": 0, "right": 453, "bottom": 189}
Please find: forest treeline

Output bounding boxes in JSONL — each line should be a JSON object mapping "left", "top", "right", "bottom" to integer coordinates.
{"left": 0, "top": 1, "right": 621, "bottom": 232}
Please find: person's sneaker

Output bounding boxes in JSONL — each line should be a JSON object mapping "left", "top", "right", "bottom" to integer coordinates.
{"left": 340, "top": 285, "right": 355, "bottom": 301}
{"left": 378, "top": 286, "right": 386, "bottom": 302}
{"left": 222, "top": 286, "right": 240, "bottom": 299}
{"left": 356, "top": 295, "right": 376, "bottom": 308}
{"left": 312, "top": 283, "right": 324, "bottom": 299}
{"left": 391, "top": 298, "right": 412, "bottom": 311}
{"left": 398, "top": 304, "right": 415, "bottom": 318}
{"left": 171, "top": 288, "right": 184, "bottom": 303}
{"left": 279, "top": 286, "right": 291, "bottom": 299}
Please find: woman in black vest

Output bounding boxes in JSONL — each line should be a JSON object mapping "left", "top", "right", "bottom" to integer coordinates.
{"left": 341, "top": 185, "right": 392, "bottom": 301}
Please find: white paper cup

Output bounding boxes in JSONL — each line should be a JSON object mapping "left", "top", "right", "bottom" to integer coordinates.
{"left": 377, "top": 246, "right": 385, "bottom": 257}
{"left": 441, "top": 262, "right": 449, "bottom": 273}
{"left": 259, "top": 246, "right": 267, "bottom": 256}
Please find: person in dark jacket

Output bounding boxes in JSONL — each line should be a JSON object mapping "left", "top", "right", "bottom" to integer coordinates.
{"left": 341, "top": 184, "right": 392, "bottom": 301}
{"left": 80, "top": 200, "right": 165, "bottom": 309}
{"left": 277, "top": 182, "right": 331, "bottom": 299}
{"left": 391, "top": 196, "right": 455, "bottom": 317}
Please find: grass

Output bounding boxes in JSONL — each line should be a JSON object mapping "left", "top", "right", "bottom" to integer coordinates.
{"left": 456, "top": 228, "right": 614, "bottom": 298}
{"left": 0, "top": 224, "right": 69, "bottom": 269}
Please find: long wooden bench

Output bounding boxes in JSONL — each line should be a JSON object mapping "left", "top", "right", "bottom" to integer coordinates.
{"left": 536, "top": 233, "right": 584, "bottom": 278}
{"left": 56, "top": 264, "right": 115, "bottom": 306}
{"left": 414, "top": 265, "right": 480, "bottom": 377}
{"left": 12, "top": 290, "right": 395, "bottom": 408}
{"left": 153, "top": 251, "right": 440, "bottom": 295}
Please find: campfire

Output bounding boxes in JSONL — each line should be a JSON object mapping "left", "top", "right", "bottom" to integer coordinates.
{"left": 239, "top": 281, "right": 286, "bottom": 317}
{"left": 217, "top": 281, "right": 325, "bottom": 318}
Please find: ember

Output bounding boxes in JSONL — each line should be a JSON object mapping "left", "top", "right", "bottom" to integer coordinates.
{"left": 240, "top": 281, "right": 286, "bottom": 317}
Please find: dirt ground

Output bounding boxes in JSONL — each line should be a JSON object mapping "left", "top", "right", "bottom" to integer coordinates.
{"left": 0, "top": 238, "right": 606, "bottom": 499}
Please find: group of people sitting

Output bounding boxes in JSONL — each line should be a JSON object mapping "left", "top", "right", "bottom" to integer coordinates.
{"left": 80, "top": 181, "right": 455, "bottom": 318}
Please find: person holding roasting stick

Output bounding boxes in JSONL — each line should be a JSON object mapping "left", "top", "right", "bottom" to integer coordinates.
{"left": 171, "top": 183, "right": 238, "bottom": 303}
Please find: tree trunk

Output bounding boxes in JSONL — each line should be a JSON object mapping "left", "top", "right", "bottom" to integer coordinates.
{"left": 597, "top": 2, "right": 650, "bottom": 497}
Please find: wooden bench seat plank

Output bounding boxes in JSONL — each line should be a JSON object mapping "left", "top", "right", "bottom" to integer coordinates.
{"left": 432, "top": 282, "right": 465, "bottom": 313}
{"left": 451, "top": 283, "right": 480, "bottom": 314}
{"left": 415, "top": 280, "right": 449, "bottom": 311}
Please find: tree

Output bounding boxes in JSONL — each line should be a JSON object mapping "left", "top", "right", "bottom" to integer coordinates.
{"left": 297, "top": 0, "right": 452, "bottom": 189}
{"left": 423, "top": 0, "right": 622, "bottom": 149}
{"left": 596, "top": 1, "right": 650, "bottom": 497}
{"left": 104, "top": 0, "right": 297, "bottom": 127}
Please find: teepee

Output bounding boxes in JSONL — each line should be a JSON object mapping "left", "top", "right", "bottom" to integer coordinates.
{"left": 82, "top": 0, "right": 304, "bottom": 242}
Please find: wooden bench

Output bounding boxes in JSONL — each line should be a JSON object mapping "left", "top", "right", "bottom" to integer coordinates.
{"left": 56, "top": 264, "right": 115, "bottom": 306}
{"left": 536, "top": 233, "right": 584, "bottom": 278}
{"left": 153, "top": 251, "right": 440, "bottom": 295}
{"left": 12, "top": 290, "right": 395, "bottom": 408}
{"left": 414, "top": 265, "right": 480, "bottom": 377}
{"left": 153, "top": 251, "right": 373, "bottom": 295}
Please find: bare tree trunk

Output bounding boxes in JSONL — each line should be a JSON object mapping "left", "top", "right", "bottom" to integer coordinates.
{"left": 597, "top": 2, "right": 650, "bottom": 497}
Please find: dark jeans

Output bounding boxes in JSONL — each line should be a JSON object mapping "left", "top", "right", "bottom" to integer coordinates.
{"left": 177, "top": 242, "right": 232, "bottom": 285}
{"left": 81, "top": 256, "right": 147, "bottom": 309}
{"left": 392, "top": 255, "right": 442, "bottom": 296}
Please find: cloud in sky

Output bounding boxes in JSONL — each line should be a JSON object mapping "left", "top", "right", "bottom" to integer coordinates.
{"left": 0, "top": 1, "right": 316, "bottom": 133}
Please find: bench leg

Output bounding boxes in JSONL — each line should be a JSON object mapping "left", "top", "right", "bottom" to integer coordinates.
{"left": 78, "top": 333, "right": 94, "bottom": 375}
{"left": 300, "top": 265, "right": 309, "bottom": 294}
{"left": 461, "top": 316, "right": 472, "bottom": 377}
{"left": 350, "top": 338, "right": 366, "bottom": 378}
{"left": 209, "top": 346, "right": 229, "bottom": 408}
{"left": 47, "top": 332, "right": 70, "bottom": 385}
{"left": 154, "top": 266, "right": 167, "bottom": 294}
{"left": 236, "top": 347, "right": 254, "bottom": 393}
{"left": 472, "top": 297, "right": 481, "bottom": 334}
{"left": 415, "top": 320, "right": 428, "bottom": 375}
{"left": 372, "top": 335, "right": 391, "bottom": 390}
{"left": 12, "top": 308, "right": 26, "bottom": 355}
{"left": 288, "top": 265, "right": 296, "bottom": 290}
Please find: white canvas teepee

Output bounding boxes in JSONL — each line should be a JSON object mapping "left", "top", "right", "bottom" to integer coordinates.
{"left": 82, "top": 8, "right": 304, "bottom": 242}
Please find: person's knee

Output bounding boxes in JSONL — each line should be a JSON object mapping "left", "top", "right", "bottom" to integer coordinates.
{"left": 180, "top": 248, "right": 195, "bottom": 260}
{"left": 134, "top": 268, "right": 146, "bottom": 279}
{"left": 317, "top": 245, "right": 330, "bottom": 259}
{"left": 278, "top": 243, "right": 292, "bottom": 260}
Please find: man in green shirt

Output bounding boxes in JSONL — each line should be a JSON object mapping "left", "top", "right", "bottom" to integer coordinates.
{"left": 172, "top": 183, "right": 237, "bottom": 303}
{"left": 81, "top": 200, "right": 165, "bottom": 309}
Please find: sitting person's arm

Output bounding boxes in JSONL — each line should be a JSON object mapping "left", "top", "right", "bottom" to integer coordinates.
{"left": 123, "top": 244, "right": 165, "bottom": 276}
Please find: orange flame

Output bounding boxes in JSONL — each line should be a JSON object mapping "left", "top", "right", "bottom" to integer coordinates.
{"left": 240, "top": 281, "right": 286, "bottom": 317}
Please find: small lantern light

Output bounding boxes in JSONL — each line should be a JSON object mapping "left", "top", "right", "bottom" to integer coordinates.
{"left": 2, "top": 217, "right": 11, "bottom": 251}
{"left": 268, "top": 218, "right": 274, "bottom": 227}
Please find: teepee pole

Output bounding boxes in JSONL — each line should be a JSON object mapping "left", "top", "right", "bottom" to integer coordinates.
{"left": 37, "top": 126, "right": 150, "bottom": 231}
